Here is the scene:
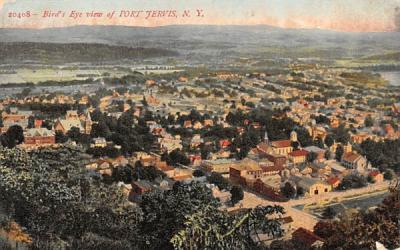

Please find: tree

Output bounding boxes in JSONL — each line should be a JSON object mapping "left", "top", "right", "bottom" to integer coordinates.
{"left": 367, "top": 175, "right": 376, "bottom": 184}
{"left": 314, "top": 183, "right": 400, "bottom": 249}
{"left": 335, "top": 144, "right": 344, "bottom": 161}
{"left": 281, "top": 182, "right": 296, "bottom": 198}
{"left": 66, "top": 127, "right": 81, "bottom": 142}
{"left": 296, "top": 186, "right": 305, "bottom": 197}
{"left": 171, "top": 205, "right": 284, "bottom": 250}
{"left": 306, "top": 151, "right": 318, "bottom": 163}
{"left": 207, "top": 172, "right": 230, "bottom": 190}
{"left": 333, "top": 124, "right": 350, "bottom": 144}
{"left": 324, "top": 150, "right": 332, "bottom": 160}
{"left": 313, "top": 138, "right": 324, "bottom": 149}
{"left": 168, "top": 149, "right": 190, "bottom": 166}
{"left": 384, "top": 170, "right": 395, "bottom": 180}
{"left": 139, "top": 182, "right": 220, "bottom": 249}
{"left": 55, "top": 131, "right": 68, "bottom": 143}
{"left": 322, "top": 206, "right": 337, "bottom": 219}
{"left": 0, "top": 146, "right": 142, "bottom": 248}
{"left": 1, "top": 125, "right": 24, "bottom": 148}
{"left": 364, "top": 115, "right": 374, "bottom": 127}
{"left": 324, "top": 134, "right": 335, "bottom": 147}
{"left": 112, "top": 165, "right": 134, "bottom": 184}
{"left": 193, "top": 169, "right": 205, "bottom": 177}
{"left": 338, "top": 174, "right": 367, "bottom": 190}
{"left": 230, "top": 185, "right": 244, "bottom": 206}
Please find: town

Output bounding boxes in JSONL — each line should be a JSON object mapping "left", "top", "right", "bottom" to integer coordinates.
{"left": 1, "top": 63, "right": 399, "bottom": 249}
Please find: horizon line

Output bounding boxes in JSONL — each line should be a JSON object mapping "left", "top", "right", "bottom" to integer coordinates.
{"left": 0, "top": 23, "right": 398, "bottom": 33}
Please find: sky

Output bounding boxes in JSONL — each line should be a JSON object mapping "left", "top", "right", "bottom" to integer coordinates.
{"left": 0, "top": 0, "right": 400, "bottom": 32}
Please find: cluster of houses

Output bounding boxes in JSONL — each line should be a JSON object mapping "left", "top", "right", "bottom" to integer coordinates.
{"left": 200, "top": 130, "right": 381, "bottom": 200}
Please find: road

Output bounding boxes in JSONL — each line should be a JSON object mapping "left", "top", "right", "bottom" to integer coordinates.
{"left": 235, "top": 181, "right": 390, "bottom": 231}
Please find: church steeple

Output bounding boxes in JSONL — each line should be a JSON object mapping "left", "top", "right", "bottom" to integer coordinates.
{"left": 264, "top": 131, "right": 269, "bottom": 145}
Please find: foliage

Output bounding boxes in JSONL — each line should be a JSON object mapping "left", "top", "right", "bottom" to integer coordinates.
{"left": 207, "top": 172, "right": 230, "bottom": 190}
{"left": 338, "top": 174, "right": 367, "bottom": 190}
{"left": 360, "top": 139, "right": 400, "bottom": 171}
{"left": 193, "top": 169, "right": 205, "bottom": 177}
{"left": 335, "top": 144, "right": 344, "bottom": 161}
{"left": 138, "top": 182, "right": 220, "bottom": 249}
{"left": 281, "top": 182, "right": 296, "bottom": 199}
{"left": 306, "top": 151, "right": 318, "bottom": 163}
{"left": 171, "top": 205, "right": 284, "bottom": 250}
{"left": 0, "top": 146, "right": 142, "bottom": 248}
{"left": 230, "top": 185, "right": 244, "bottom": 205}
{"left": 322, "top": 207, "right": 336, "bottom": 219}
{"left": 314, "top": 182, "right": 400, "bottom": 249}
{"left": 0, "top": 125, "right": 24, "bottom": 148}
{"left": 0, "top": 42, "right": 178, "bottom": 63}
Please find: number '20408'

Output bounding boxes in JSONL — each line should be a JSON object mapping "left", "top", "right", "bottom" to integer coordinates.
{"left": 8, "top": 11, "right": 31, "bottom": 18}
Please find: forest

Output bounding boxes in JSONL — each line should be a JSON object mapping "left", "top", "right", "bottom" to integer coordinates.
{"left": 0, "top": 42, "right": 178, "bottom": 63}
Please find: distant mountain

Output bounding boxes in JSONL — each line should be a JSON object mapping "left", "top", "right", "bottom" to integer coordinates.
{"left": 0, "top": 42, "right": 178, "bottom": 63}
{"left": 0, "top": 25, "right": 399, "bottom": 59}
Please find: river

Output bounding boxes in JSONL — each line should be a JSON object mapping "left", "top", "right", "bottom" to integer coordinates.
{"left": 378, "top": 71, "right": 400, "bottom": 86}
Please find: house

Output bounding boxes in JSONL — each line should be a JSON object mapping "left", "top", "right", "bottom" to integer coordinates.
{"left": 219, "top": 139, "right": 231, "bottom": 149}
{"left": 170, "top": 168, "right": 193, "bottom": 181}
{"left": 292, "top": 176, "right": 332, "bottom": 196}
{"left": 190, "top": 134, "right": 203, "bottom": 148}
{"left": 1, "top": 108, "right": 32, "bottom": 129}
{"left": 304, "top": 146, "right": 326, "bottom": 162}
{"left": 91, "top": 137, "right": 107, "bottom": 148}
{"left": 310, "top": 126, "right": 327, "bottom": 140}
{"left": 202, "top": 158, "right": 237, "bottom": 174}
{"left": 270, "top": 140, "right": 293, "bottom": 156}
{"left": 327, "top": 176, "right": 341, "bottom": 189}
{"left": 288, "top": 150, "right": 308, "bottom": 164}
{"left": 253, "top": 175, "right": 285, "bottom": 201}
{"left": 193, "top": 121, "right": 203, "bottom": 130}
{"left": 230, "top": 158, "right": 263, "bottom": 186}
{"left": 24, "top": 127, "right": 55, "bottom": 146}
{"left": 203, "top": 119, "right": 214, "bottom": 127}
{"left": 158, "top": 135, "right": 183, "bottom": 153}
{"left": 54, "top": 110, "right": 92, "bottom": 134}
{"left": 369, "top": 171, "right": 384, "bottom": 183}
{"left": 130, "top": 180, "right": 155, "bottom": 201}
{"left": 341, "top": 152, "right": 368, "bottom": 172}
{"left": 310, "top": 162, "right": 332, "bottom": 177}
{"left": 183, "top": 120, "right": 192, "bottom": 128}
{"left": 54, "top": 119, "right": 84, "bottom": 134}
{"left": 263, "top": 153, "right": 287, "bottom": 168}
{"left": 292, "top": 228, "right": 324, "bottom": 248}
{"left": 189, "top": 154, "right": 202, "bottom": 167}
{"left": 156, "top": 163, "right": 175, "bottom": 178}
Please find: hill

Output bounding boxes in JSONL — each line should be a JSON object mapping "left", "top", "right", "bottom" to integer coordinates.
{"left": 0, "top": 42, "right": 178, "bottom": 63}
{"left": 1, "top": 25, "right": 400, "bottom": 59}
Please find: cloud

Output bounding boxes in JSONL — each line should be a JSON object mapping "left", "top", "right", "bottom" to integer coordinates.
{"left": 396, "top": 7, "right": 400, "bottom": 31}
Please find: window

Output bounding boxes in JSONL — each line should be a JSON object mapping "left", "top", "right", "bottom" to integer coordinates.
{"left": 314, "top": 190, "right": 318, "bottom": 195}
{"left": 324, "top": 188, "right": 328, "bottom": 192}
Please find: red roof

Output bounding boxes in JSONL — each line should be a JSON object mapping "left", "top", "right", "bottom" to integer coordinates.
{"left": 289, "top": 149, "right": 308, "bottom": 157}
{"left": 292, "top": 228, "right": 324, "bottom": 246}
{"left": 327, "top": 176, "right": 340, "bottom": 185}
{"left": 369, "top": 171, "right": 381, "bottom": 177}
{"left": 342, "top": 152, "right": 361, "bottom": 163}
{"left": 271, "top": 140, "right": 292, "bottom": 148}
{"left": 219, "top": 139, "right": 231, "bottom": 147}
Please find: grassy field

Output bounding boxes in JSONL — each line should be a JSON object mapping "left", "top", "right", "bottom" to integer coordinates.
{"left": 0, "top": 67, "right": 130, "bottom": 84}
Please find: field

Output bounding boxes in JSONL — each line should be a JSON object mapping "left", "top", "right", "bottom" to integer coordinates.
{"left": 0, "top": 67, "right": 130, "bottom": 84}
